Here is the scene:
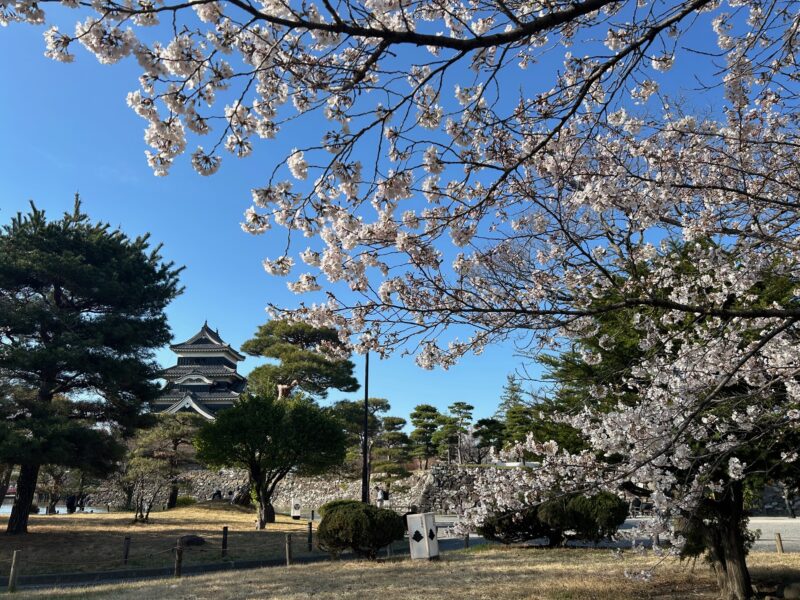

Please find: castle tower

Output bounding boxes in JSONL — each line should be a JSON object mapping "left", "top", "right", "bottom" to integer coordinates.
{"left": 152, "top": 322, "right": 245, "bottom": 419}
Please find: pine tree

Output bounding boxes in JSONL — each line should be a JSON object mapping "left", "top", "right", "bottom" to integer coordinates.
{"left": 242, "top": 320, "right": 359, "bottom": 399}
{"left": 0, "top": 199, "right": 181, "bottom": 534}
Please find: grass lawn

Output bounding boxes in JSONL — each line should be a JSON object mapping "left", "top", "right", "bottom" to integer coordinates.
{"left": 15, "top": 546, "right": 800, "bottom": 599}
{"left": 0, "top": 503, "right": 324, "bottom": 576}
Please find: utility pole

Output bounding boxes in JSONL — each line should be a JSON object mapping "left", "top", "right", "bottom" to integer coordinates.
{"left": 361, "top": 351, "right": 370, "bottom": 503}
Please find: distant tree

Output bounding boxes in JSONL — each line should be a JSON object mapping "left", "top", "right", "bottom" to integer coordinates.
{"left": 409, "top": 404, "right": 441, "bottom": 470}
{"left": 448, "top": 402, "right": 474, "bottom": 464}
{"left": 473, "top": 418, "right": 506, "bottom": 458}
{"left": 372, "top": 416, "right": 412, "bottom": 488}
{"left": 0, "top": 200, "right": 181, "bottom": 534}
{"left": 127, "top": 454, "right": 171, "bottom": 522}
{"left": 330, "top": 397, "right": 389, "bottom": 476}
{"left": 496, "top": 375, "right": 527, "bottom": 418}
{"left": 196, "top": 392, "right": 346, "bottom": 528}
{"left": 135, "top": 413, "right": 204, "bottom": 509}
{"left": 242, "top": 320, "right": 360, "bottom": 399}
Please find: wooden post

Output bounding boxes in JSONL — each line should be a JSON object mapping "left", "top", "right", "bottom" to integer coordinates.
{"left": 776, "top": 532, "right": 785, "bottom": 554}
{"left": 8, "top": 550, "right": 20, "bottom": 593}
{"left": 174, "top": 537, "right": 183, "bottom": 578}
{"left": 222, "top": 526, "right": 228, "bottom": 558}
{"left": 311, "top": 509, "right": 315, "bottom": 521}
{"left": 464, "top": 533, "right": 470, "bottom": 549}
{"left": 307, "top": 522, "right": 313, "bottom": 552}
{"left": 285, "top": 533, "right": 293, "bottom": 566}
{"left": 123, "top": 536, "right": 131, "bottom": 565}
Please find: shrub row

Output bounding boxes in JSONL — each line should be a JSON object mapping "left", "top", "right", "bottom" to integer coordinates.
{"left": 478, "top": 491, "right": 628, "bottom": 547}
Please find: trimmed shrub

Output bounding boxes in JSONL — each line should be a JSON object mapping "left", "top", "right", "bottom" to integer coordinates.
{"left": 317, "top": 502, "right": 405, "bottom": 559}
{"left": 477, "top": 506, "right": 548, "bottom": 544}
{"left": 175, "top": 496, "right": 197, "bottom": 508}
{"left": 479, "top": 493, "right": 628, "bottom": 547}
{"left": 586, "top": 491, "right": 628, "bottom": 539}
{"left": 318, "top": 499, "right": 362, "bottom": 518}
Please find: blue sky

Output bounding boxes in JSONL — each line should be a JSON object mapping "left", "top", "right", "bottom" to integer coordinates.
{"left": 0, "top": 23, "right": 536, "bottom": 423}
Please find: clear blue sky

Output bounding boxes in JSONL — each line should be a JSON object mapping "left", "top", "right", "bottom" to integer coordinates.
{"left": 0, "top": 23, "right": 536, "bottom": 423}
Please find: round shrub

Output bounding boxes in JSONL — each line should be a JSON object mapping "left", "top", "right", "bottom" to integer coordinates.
{"left": 477, "top": 506, "right": 547, "bottom": 544}
{"left": 175, "top": 496, "right": 197, "bottom": 508}
{"left": 318, "top": 499, "right": 362, "bottom": 518}
{"left": 587, "top": 491, "right": 628, "bottom": 539}
{"left": 317, "top": 502, "right": 405, "bottom": 559}
{"left": 479, "top": 492, "right": 628, "bottom": 547}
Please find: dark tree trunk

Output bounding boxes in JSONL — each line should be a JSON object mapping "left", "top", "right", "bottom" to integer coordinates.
{"left": 702, "top": 483, "right": 753, "bottom": 600}
{"left": 255, "top": 486, "right": 276, "bottom": 529}
{"left": 167, "top": 484, "right": 179, "bottom": 509}
{"left": 7, "top": 463, "right": 40, "bottom": 534}
{"left": 0, "top": 464, "right": 13, "bottom": 507}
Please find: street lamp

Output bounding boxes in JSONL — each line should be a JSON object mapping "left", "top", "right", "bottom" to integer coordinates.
{"left": 361, "top": 351, "right": 370, "bottom": 503}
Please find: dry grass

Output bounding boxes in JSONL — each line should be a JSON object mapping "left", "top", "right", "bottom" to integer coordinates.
{"left": 17, "top": 547, "right": 800, "bottom": 600}
{"left": 0, "top": 503, "right": 324, "bottom": 575}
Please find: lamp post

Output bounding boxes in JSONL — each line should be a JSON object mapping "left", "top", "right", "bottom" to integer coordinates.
{"left": 361, "top": 351, "right": 370, "bottom": 503}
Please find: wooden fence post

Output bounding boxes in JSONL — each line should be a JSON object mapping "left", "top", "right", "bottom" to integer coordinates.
{"left": 8, "top": 550, "right": 20, "bottom": 593}
{"left": 464, "top": 533, "right": 470, "bottom": 549}
{"left": 776, "top": 532, "right": 785, "bottom": 554}
{"left": 285, "top": 533, "right": 293, "bottom": 566}
{"left": 307, "top": 522, "right": 313, "bottom": 552}
{"left": 222, "top": 526, "right": 228, "bottom": 558}
{"left": 123, "top": 536, "right": 131, "bottom": 565}
{"left": 311, "top": 509, "right": 315, "bottom": 521}
{"left": 174, "top": 537, "right": 183, "bottom": 577}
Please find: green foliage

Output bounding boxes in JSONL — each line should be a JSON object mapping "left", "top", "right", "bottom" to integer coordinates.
{"left": 195, "top": 391, "right": 347, "bottom": 528}
{"left": 174, "top": 496, "right": 197, "bottom": 507}
{"left": 479, "top": 493, "right": 628, "bottom": 547}
{"left": 0, "top": 199, "right": 182, "bottom": 533}
{"left": 242, "top": 320, "right": 359, "bottom": 398}
{"left": 319, "top": 499, "right": 362, "bottom": 517}
{"left": 473, "top": 418, "right": 506, "bottom": 454}
{"left": 477, "top": 506, "right": 548, "bottom": 544}
{"left": 317, "top": 502, "right": 405, "bottom": 559}
{"left": 409, "top": 404, "right": 441, "bottom": 468}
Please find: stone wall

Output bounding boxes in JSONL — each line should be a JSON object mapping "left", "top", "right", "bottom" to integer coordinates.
{"left": 86, "top": 464, "right": 483, "bottom": 515}
{"left": 86, "top": 465, "right": 799, "bottom": 517}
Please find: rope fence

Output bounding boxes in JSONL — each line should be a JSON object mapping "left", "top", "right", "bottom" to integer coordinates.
{"left": 3, "top": 521, "right": 328, "bottom": 591}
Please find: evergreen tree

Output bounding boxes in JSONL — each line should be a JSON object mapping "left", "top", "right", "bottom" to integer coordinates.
{"left": 196, "top": 392, "right": 346, "bottom": 528}
{"left": 496, "top": 375, "right": 526, "bottom": 418}
{"left": 329, "top": 397, "right": 389, "bottom": 475}
{"left": 242, "top": 320, "right": 359, "bottom": 399}
{"left": 136, "top": 413, "right": 204, "bottom": 509}
{"left": 473, "top": 418, "right": 506, "bottom": 456}
{"left": 409, "top": 404, "right": 441, "bottom": 470}
{"left": 0, "top": 200, "right": 181, "bottom": 534}
{"left": 372, "top": 416, "right": 411, "bottom": 489}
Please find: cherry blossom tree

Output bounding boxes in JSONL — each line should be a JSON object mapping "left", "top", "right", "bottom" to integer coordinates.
{"left": 3, "top": 0, "right": 800, "bottom": 596}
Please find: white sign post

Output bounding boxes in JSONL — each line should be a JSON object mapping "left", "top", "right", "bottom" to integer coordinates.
{"left": 407, "top": 513, "right": 439, "bottom": 560}
{"left": 291, "top": 498, "right": 302, "bottom": 520}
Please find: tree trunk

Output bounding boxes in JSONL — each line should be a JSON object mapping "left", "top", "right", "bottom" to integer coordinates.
{"left": 0, "top": 464, "right": 13, "bottom": 507}
{"left": 7, "top": 463, "right": 40, "bottom": 534}
{"left": 703, "top": 484, "right": 753, "bottom": 600}
{"left": 255, "top": 488, "right": 276, "bottom": 529}
{"left": 47, "top": 495, "right": 60, "bottom": 515}
{"left": 167, "top": 484, "right": 179, "bottom": 509}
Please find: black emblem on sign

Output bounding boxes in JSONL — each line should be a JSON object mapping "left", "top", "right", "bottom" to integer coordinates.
{"left": 412, "top": 530, "right": 424, "bottom": 543}
{"left": 428, "top": 529, "right": 435, "bottom": 540}
{"left": 293, "top": 503, "right": 300, "bottom": 510}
